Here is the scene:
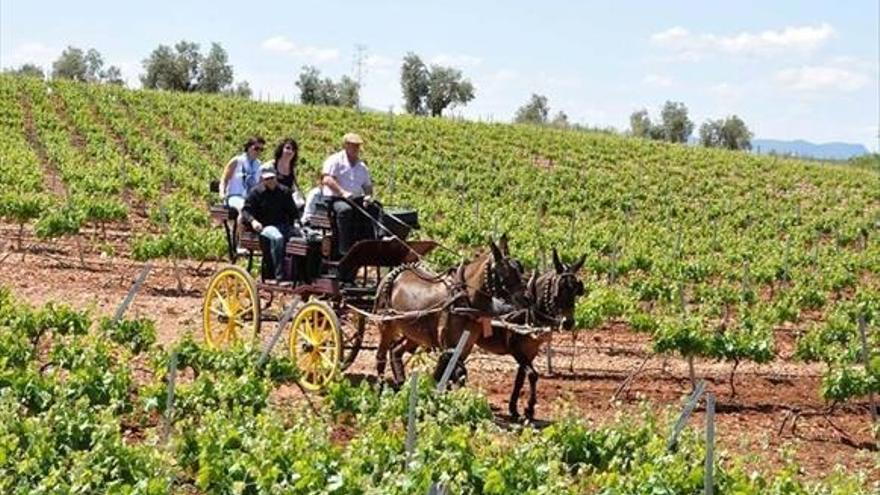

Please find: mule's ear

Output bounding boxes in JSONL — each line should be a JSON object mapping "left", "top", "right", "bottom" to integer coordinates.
{"left": 571, "top": 254, "right": 586, "bottom": 274}
{"left": 498, "top": 233, "right": 510, "bottom": 255}
{"left": 490, "top": 241, "right": 503, "bottom": 261}
{"left": 552, "top": 247, "right": 564, "bottom": 274}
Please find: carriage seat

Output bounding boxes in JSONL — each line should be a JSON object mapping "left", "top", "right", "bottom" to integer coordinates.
{"left": 237, "top": 229, "right": 311, "bottom": 256}
{"left": 209, "top": 204, "right": 237, "bottom": 223}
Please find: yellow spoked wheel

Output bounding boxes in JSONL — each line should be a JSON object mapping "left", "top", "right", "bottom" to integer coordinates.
{"left": 202, "top": 265, "right": 261, "bottom": 349}
{"left": 290, "top": 301, "right": 342, "bottom": 391}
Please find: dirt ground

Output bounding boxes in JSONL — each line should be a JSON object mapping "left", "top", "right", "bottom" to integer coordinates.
{"left": 2, "top": 224, "right": 877, "bottom": 485}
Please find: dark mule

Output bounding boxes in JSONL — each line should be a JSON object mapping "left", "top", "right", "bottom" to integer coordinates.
{"left": 373, "top": 236, "right": 524, "bottom": 386}
{"left": 395, "top": 247, "right": 586, "bottom": 420}
{"left": 478, "top": 248, "right": 585, "bottom": 420}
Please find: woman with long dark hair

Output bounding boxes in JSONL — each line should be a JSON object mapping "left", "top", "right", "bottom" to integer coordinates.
{"left": 270, "top": 138, "right": 299, "bottom": 188}
{"left": 267, "top": 137, "right": 304, "bottom": 207}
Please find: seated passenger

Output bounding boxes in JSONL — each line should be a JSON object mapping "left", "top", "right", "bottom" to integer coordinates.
{"left": 219, "top": 136, "right": 265, "bottom": 211}
{"left": 321, "top": 132, "right": 379, "bottom": 255}
{"left": 241, "top": 165, "right": 301, "bottom": 281}
{"left": 301, "top": 171, "right": 325, "bottom": 225}
{"left": 267, "top": 137, "right": 306, "bottom": 209}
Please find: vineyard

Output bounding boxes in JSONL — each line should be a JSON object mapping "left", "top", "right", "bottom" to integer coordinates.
{"left": 0, "top": 288, "right": 872, "bottom": 493}
{"left": 1, "top": 73, "right": 879, "bottom": 491}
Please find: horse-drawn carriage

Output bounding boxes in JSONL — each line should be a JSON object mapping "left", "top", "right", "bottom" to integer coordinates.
{"left": 204, "top": 191, "right": 586, "bottom": 420}
{"left": 205, "top": 196, "right": 436, "bottom": 390}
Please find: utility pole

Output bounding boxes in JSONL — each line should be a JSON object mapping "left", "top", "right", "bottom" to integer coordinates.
{"left": 353, "top": 44, "right": 367, "bottom": 112}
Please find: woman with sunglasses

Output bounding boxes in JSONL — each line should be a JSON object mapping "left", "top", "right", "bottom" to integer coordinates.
{"left": 219, "top": 135, "right": 266, "bottom": 211}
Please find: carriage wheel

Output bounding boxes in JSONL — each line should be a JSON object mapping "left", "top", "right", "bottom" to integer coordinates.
{"left": 202, "top": 265, "right": 261, "bottom": 348}
{"left": 338, "top": 310, "right": 366, "bottom": 371}
{"left": 290, "top": 301, "right": 342, "bottom": 391}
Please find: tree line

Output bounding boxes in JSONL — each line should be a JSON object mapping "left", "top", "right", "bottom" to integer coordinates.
{"left": 629, "top": 102, "right": 753, "bottom": 151}
{"left": 3, "top": 42, "right": 251, "bottom": 98}
{"left": 4, "top": 43, "right": 752, "bottom": 149}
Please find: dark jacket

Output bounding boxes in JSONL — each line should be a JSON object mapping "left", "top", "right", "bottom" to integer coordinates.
{"left": 241, "top": 183, "right": 299, "bottom": 227}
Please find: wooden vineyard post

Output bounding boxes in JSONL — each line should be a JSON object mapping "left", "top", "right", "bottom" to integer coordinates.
{"left": 858, "top": 315, "right": 878, "bottom": 427}
{"left": 667, "top": 379, "right": 706, "bottom": 451}
{"left": 678, "top": 281, "right": 687, "bottom": 314}
{"left": 782, "top": 235, "right": 792, "bottom": 283}
{"left": 704, "top": 393, "right": 715, "bottom": 495}
{"left": 405, "top": 372, "right": 419, "bottom": 467}
{"left": 112, "top": 263, "right": 153, "bottom": 324}
{"left": 387, "top": 107, "right": 396, "bottom": 206}
{"left": 257, "top": 299, "right": 300, "bottom": 368}
{"left": 711, "top": 220, "right": 718, "bottom": 251}
{"left": 609, "top": 242, "right": 618, "bottom": 284}
{"left": 676, "top": 230, "right": 686, "bottom": 314}
{"left": 159, "top": 206, "right": 184, "bottom": 293}
{"left": 473, "top": 198, "right": 481, "bottom": 229}
{"left": 161, "top": 350, "right": 178, "bottom": 444}
{"left": 437, "top": 331, "right": 470, "bottom": 392}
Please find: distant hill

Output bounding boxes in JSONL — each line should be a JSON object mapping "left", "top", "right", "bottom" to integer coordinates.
{"left": 752, "top": 139, "right": 869, "bottom": 160}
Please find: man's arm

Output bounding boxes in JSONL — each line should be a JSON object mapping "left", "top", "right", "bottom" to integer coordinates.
{"left": 240, "top": 189, "right": 262, "bottom": 231}
{"left": 362, "top": 166, "right": 374, "bottom": 199}
{"left": 321, "top": 174, "right": 349, "bottom": 197}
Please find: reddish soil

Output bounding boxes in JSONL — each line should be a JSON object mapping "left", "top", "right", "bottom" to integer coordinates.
{"left": 2, "top": 224, "right": 877, "bottom": 485}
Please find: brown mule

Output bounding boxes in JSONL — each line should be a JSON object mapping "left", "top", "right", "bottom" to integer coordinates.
{"left": 477, "top": 248, "right": 586, "bottom": 420}
{"left": 395, "top": 248, "right": 586, "bottom": 419}
{"left": 480, "top": 248, "right": 586, "bottom": 420}
{"left": 373, "top": 237, "right": 524, "bottom": 386}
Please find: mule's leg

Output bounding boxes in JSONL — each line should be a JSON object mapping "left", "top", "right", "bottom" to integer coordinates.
{"left": 509, "top": 365, "right": 526, "bottom": 420}
{"left": 525, "top": 363, "right": 539, "bottom": 421}
{"left": 375, "top": 325, "right": 390, "bottom": 380}
{"left": 433, "top": 350, "right": 451, "bottom": 383}
{"left": 390, "top": 339, "right": 408, "bottom": 387}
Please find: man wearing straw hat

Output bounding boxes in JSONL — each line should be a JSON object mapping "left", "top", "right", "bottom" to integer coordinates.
{"left": 321, "top": 132, "right": 377, "bottom": 260}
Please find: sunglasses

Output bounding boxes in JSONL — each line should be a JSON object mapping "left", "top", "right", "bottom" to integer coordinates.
{"left": 253, "top": 146, "right": 264, "bottom": 152}
{"left": 284, "top": 145, "right": 295, "bottom": 151}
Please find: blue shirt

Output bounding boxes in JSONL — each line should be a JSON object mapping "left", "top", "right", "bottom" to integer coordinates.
{"left": 226, "top": 153, "right": 261, "bottom": 198}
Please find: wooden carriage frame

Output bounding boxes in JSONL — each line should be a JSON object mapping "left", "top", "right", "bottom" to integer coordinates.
{"left": 205, "top": 202, "right": 437, "bottom": 390}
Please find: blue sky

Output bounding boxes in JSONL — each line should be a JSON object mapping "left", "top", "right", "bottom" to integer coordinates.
{"left": 2, "top": 0, "right": 877, "bottom": 149}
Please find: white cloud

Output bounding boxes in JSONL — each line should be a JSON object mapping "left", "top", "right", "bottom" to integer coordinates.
{"left": 429, "top": 53, "right": 482, "bottom": 68}
{"left": 651, "top": 23, "right": 835, "bottom": 59}
{"left": 2, "top": 41, "right": 56, "bottom": 68}
{"left": 642, "top": 74, "right": 673, "bottom": 87}
{"left": 260, "top": 36, "right": 339, "bottom": 62}
{"left": 774, "top": 65, "right": 869, "bottom": 92}
{"left": 651, "top": 26, "right": 690, "bottom": 44}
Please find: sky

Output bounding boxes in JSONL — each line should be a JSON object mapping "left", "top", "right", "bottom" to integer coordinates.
{"left": 2, "top": 0, "right": 878, "bottom": 150}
